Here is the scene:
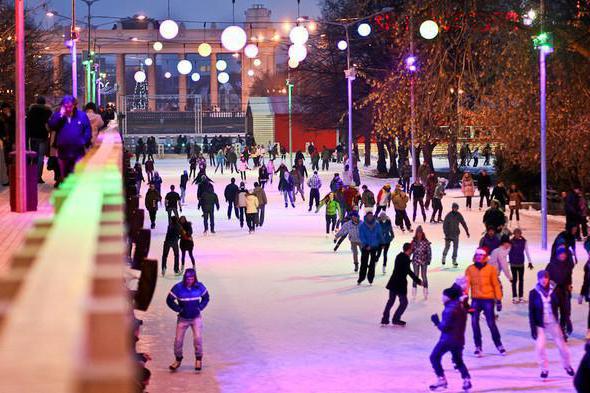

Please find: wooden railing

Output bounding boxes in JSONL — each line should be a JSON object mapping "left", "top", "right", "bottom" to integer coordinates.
{"left": 0, "top": 124, "right": 134, "bottom": 393}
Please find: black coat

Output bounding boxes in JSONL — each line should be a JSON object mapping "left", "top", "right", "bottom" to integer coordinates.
{"left": 477, "top": 174, "right": 491, "bottom": 190}
{"left": 574, "top": 343, "right": 590, "bottom": 393}
{"left": 386, "top": 252, "right": 420, "bottom": 294}
{"left": 26, "top": 104, "right": 52, "bottom": 141}
{"left": 483, "top": 208, "right": 505, "bottom": 229}
{"left": 224, "top": 183, "right": 239, "bottom": 202}
{"left": 545, "top": 259, "right": 574, "bottom": 288}
{"left": 435, "top": 299, "right": 468, "bottom": 347}
{"left": 528, "top": 285, "right": 559, "bottom": 338}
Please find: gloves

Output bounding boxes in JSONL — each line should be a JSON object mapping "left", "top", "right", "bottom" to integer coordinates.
{"left": 496, "top": 300, "right": 502, "bottom": 312}
{"left": 431, "top": 314, "right": 440, "bottom": 326}
{"left": 528, "top": 263, "right": 534, "bottom": 270}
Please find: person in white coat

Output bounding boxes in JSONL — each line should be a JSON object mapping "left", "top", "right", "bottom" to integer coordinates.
{"left": 488, "top": 235, "right": 513, "bottom": 284}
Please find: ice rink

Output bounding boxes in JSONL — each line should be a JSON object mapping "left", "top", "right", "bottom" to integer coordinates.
{"left": 135, "top": 157, "right": 586, "bottom": 393}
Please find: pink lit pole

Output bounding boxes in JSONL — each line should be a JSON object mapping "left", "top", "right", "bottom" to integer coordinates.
{"left": 14, "top": 0, "right": 27, "bottom": 212}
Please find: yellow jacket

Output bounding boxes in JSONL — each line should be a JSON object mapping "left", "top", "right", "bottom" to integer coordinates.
{"left": 392, "top": 190, "right": 409, "bottom": 210}
{"left": 245, "top": 194, "right": 259, "bottom": 214}
{"left": 465, "top": 262, "right": 502, "bottom": 300}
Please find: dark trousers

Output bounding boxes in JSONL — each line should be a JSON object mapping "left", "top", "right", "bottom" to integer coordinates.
{"left": 471, "top": 299, "right": 502, "bottom": 348}
{"left": 554, "top": 286, "right": 572, "bottom": 335}
{"left": 401, "top": 177, "right": 410, "bottom": 193}
{"left": 376, "top": 242, "right": 391, "bottom": 267}
{"left": 510, "top": 265, "right": 525, "bottom": 298}
{"left": 309, "top": 188, "right": 320, "bottom": 210}
{"left": 135, "top": 152, "right": 146, "bottom": 163}
{"left": 29, "top": 138, "right": 46, "bottom": 180}
{"left": 181, "top": 247, "right": 195, "bottom": 268}
{"left": 382, "top": 290, "right": 408, "bottom": 322}
{"left": 148, "top": 209, "right": 157, "bottom": 227}
{"left": 431, "top": 198, "right": 443, "bottom": 221}
{"left": 230, "top": 162, "right": 238, "bottom": 173}
{"left": 479, "top": 188, "right": 491, "bottom": 208}
{"left": 395, "top": 209, "right": 411, "bottom": 230}
{"left": 430, "top": 341, "right": 470, "bottom": 379}
{"left": 425, "top": 193, "right": 433, "bottom": 210}
{"left": 162, "top": 240, "right": 180, "bottom": 273}
{"left": 189, "top": 167, "right": 197, "bottom": 178}
{"left": 375, "top": 205, "right": 387, "bottom": 216}
{"left": 203, "top": 210, "right": 215, "bottom": 232}
{"left": 246, "top": 213, "right": 257, "bottom": 231}
{"left": 58, "top": 156, "right": 78, "bottom": 181}
{"left": 257, "top": 206, "right": 265, "bottom": 226}
{"left": 227, "top": 200, "right": 239, "bottom": 219}
{"left": 325, "top": 214, "right": 337, "bottom": 234}
{"left": 413, "top": 198, "right": 426, "bottom": 222}
{"left": 312, "top": 161, "right": 319, "bottom": 171}
{"left": 214, "top": 161, "right": 224, "bottom": 174}
{"left": 466, "top": 196, "right": 472, "bottom": 209}
{"left": 238, "top": 207, "right": 246, "bottom": 227}
{"left": 240, "top": 171, "right": 246, "bottom": 181}
{"left": 473, "top": 157, "right": 479, "bottom": 167}
{"left": 509, "top": 208, "right": 520, "bottom": 221}
{"left": 358, "top": 247, "right": 379, "bottom": 284}
{"left": 322, "top": 159, "right": 329, "bottom": 171}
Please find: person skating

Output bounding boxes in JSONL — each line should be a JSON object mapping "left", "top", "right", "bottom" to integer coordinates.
{"left": 392, "top": 184, "right": 412, "bottom": 232}
{"left": 358, "top": 212, "right": 384, "bottom": 285}
{"left": 291, "top": 166, "right": 304, "bottom": 201}
{"left": 360, "top": 185, "right": 376, "bottom": 214}
{"left": 279, "top": 170, "right": 296, "bottom": 208}
{"left": 334, "top": 212, "right": 362, "bottom": 272}
{"left": 329, "top": 173, "right": 343, "bottom": 193}
{"left": 442, "top": 203, "right": 470, "bottom": 268}
{"left": 165, "top": 185, "right": 182, "bottom": 219}
{"left": 162, "top": 216, "right": 181, "bottom": 276}
{"left": 509, "top": 228, "right": 534, "bottom": 303}
{"left": 508, "top": 184, "right": 525, "bottom": 226}
{"left": 166, "top": 269, "right": 210, "bottom": 372}
{"left": 134, "top": 137, "right": 146, "bottom": 164}
{"left": 577, "top": 238, "right": 590, "bottom": 339}
{"left": 488, "top": 235, "right": 513, "bottom": 288}
{"left": 321, "top": 146, "right": 331, "bottom": 171}
{"left": 465, "top": 248, "right": 506, "bottom": 357}
{"left": 266, "top": 159, "right": 275, "bottom": 185}
{"left": 430, "top": 180, "right": 446, "bottom": 223}
{"left": 376, "top": 211, "right": 394, "bottom": 274}
{"left": 381, "top": 243, "right": 422, "bottom": 325}
{"left": 477, "top": 170, "right": 492, "bottom": 210}
{"left": 252, "top": 182, "right": 267, "bottom": 227}
{"left": 258, "top": 164, "right": 269, "bottom": 189}
{"left": 295, "top": 159, "right": 308, "bottom": 197}
{"left": 409, "top": 179, "right": 427, "bottom": 223}
{"left": 461, "top": 172, "right": 475, "bottom": 210}
{"left": 400, "top": 160, "right": 411, "bottom": 192}
{"left": 145, "top": 158, "right": 154, "bottom": 183}
{"left": 145, "top": 183, "right": 161, "bottom": 229}
{"left": 375, "top": 184, "right": 392, "bottom": 216}
{"left": 152, "top": 171, "right": 162, "bottom": 200}
{"left": 189, "top": 154, "right": 198, "bottom": 178}
{"left": 198, "top": 187, "right": 220, "bottom": 234}
{"left": 245, "top": 191, "right": 260, "bottom": 233}
{"left": 491, "top": 181, "right": 509, "bottom": 211}
{"left": 545, "top": 245, "right": 575, "bottom": 340}
{"left": 238, "top": 156, "right": 249, "bottom": 181}
{"left": 224, "top": 178, "right": 239, "bottom": 220}
{"left": 134, "top": 162, "right": 145, "bottom": 196}
{"left": 428, "top": 286, "right": 472, "bottom": 392}
{"left": 425, "top": 172, "right": 438, "bottom": 210}
{"left": 551, "top": 223, "right": 579, "bottom": 265}
{"left": 529, "top": 270, "right": 575, "bottom": 379}
{"left": 235, "top": 182, "right": 248, "bottom": 228}
{"left": 214, "top": 150, "right": 225, "bottom": 174}
{"left": 179, "top": 170, "right": 189, "bottom": 205}
{"left": 307, "top": 171, "right": 322, "bottom": 212}
{"left": 483, "top": 200, "right": 506, "bottom": 233}
{"left": 479, "top": 226, "right": 501, "bottom": 254}
{"left": 179, "top": 216, "right": 196, "bottom": 270}
{"left": 317, "top": 192, "right": 342, "bottom": 236}
{"left": 411, "top": 226, "right": 432, "bottom": 300}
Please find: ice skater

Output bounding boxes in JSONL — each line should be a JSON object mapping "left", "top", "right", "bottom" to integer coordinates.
{"left": 166, "top": 269, "right": 210, "bottom": 372}
{"left": 578, "top": 237, "right": 590, "bottom": 339}
{"left": 376, "top": 211, "right": 394, "bottom": 274}
{"left": 358, "top": 211, "right": 383, "bottom": 285}
{"left": 334, "top": 212, "right": 362, "bottom": 272}
{"left": 411, "top": 226, "right": 432, "bottom": 300}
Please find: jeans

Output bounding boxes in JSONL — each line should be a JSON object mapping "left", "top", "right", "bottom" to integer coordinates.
{"left": 283, "top": 190, "right": 294, "bottom": 206}
{"left": 554, "top": 286, "right": 572, "bottom": 335}
{"left": 358, "top": 247, "right": 379, "bottom": 284}
{"left": 471, "top": 299, "right": 503, "bottom": 348}
{"left": 376, "top": 242, "right": 391, "bottom": 267}
{"left": 246, "top": 213, "right": 257, "bottom": 231}
{"left": 180, "top": 187, "right": 186, "bottom": 204}
{"left": 442, "top": 237, "right": 459, "bottom": 263}
{"left": 510, "top": 265, "right": 525, "bottom": 298}
{"left": 430, "top": 341, "right": 470, "bottom": 379}
{"left": 401, "top": 177, "right": 410, "bottom": 193}
{"left": 325, "top": 214, "right": 337, "bottom": 234}
{"left": 167, "top": 207, "right": 179, "bottom": 219}
{"left": 479, "top": 188, "right": 491, "bottom": 208}
{"left": 309, "top": 188, "right": 320, "bottom": 210}
{"left": 238, "top": 207, "right": 246, "bottom": 227}
{"left": 162, "top": 240, "right": 180, "bottom": 273}
{"left": 174, "top": 317, "right": 203, "bottom": 361}
{"left": 181, "top": 248, "right": 195, "bottom": 268}
{"left": 382, "top": 290, "right": 408, "bottom": 322}
{"left": 227, "top": 200, "right": 238, "bottom": 219}
{"left": 257, "top": 205, "right": 265, "bottom": 226}
{"left": 413, "top": 198, "right": 426, "bottom": 222}
{"left": 535, "top": 320, "right": 571, "bottom": 371}
{"left": 215, "top": 161, "right": 224, "bottom": 174}
{"left": 29, "top": 138, "right": 46, "bottom": 180}
{"left": 148, "top": 208, "right": 157, "bottom": 227}
{"left": 466, "top": 196, "right": 472, "bottom": 209}
{"left": 395, "top": 209, "right": 411, "bottom": 230}
{"left": 431, "top": 198, "right": 443, "bottom": 221}
{"left": 412, "top": 262, "right": 428, "bottom": 288}
{"left": 509, "top": 207, "right": 520, "bottom": 221}
{"left": 203, "top": 210, "right": 215, "bottom": 232}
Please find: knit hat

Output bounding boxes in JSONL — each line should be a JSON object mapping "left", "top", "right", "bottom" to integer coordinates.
{"left": 537, "top": 270, "right": 549, "bottom": 280}
{"left": 451, "top": 202, "right": 459, "bottom": 209}
{"left": 443, "top": 286, "right": 461, "bottom": 300}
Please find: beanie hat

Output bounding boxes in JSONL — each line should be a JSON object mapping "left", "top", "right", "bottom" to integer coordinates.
{"left": 537, "top": 270, "right": 549, "bottom": 280}
{"left": 443, "top": 287, "right": 460, "bottom": 300}
{"left": 451, "top": 202, "right": 459, "bottom": 209}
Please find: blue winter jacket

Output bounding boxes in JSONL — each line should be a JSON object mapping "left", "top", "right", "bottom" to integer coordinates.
{"left": 359, "top": 220, "right": 384, "bottom": 249}
{"left": 48, "top": 109, "right": 91, "bottom": 156}
{"left": 435, "top": 299, "right": 468, "bottom": 347}
{"left": 166, "top": 282, "right": 210, "bottom": 319}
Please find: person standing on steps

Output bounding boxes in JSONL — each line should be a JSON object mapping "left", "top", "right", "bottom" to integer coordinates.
{"left": 252, "top": 182, "right": 267, "bottom": 227}
{"left": 165, "top": 185, "right": 182, "bottom": 219}
{"left": 360, "top": 184, "right": 376, "bottom": 214}
{"left": 145, "top": 183, "right": 161, "bottom": 229}
{"left": 179, "top": 170, "right": 189, "bottom": 205}
{"left": 509, "top": 228, "right": 534, "bottom": 304}
{"left": 441, "top": 203, "right": 470, "bottom": 268}
{"left": 179, "top": 216, "right": 195, "bottom": 271}
{"left": 430, "top": 179, "right": 446, "bottom": 223}
{"left": 528, "top": 270, "right": 575, "bottom": 380}
{"left": 409, "top": 179, "right": 426, "bottom": 223}
{"left": 411, "top": 226, "right": 432, "bottom": 300}
{"left": 358, "top": 211, "right": 384, "bottom": 285}
{"left": 381, "top": 243, "right": 422, "bottom": 326}
{"left": 224, "top": 178, "right": 239, "bottom": 220}
{"left": 335, "top": 212, "right": 362, "bottom": 272}
{"left": 428, "top": 285, "right": 472, "bottom": 392}
{"left": 461, "top": 172, "right": 475, "bottom": 210}
{"left": 162, "top": 216, "right": 181, "bottom": 276}
{"left": 376, "top": 211, "right": 394, "bottom": 275}
{"left": 235, "top": 182, "right": 248, "bottom": 228}
{"left": 198, "top": 187, "right": 220, "bottom": 234}
{"left": 477, "top": 170, "right": 492, "bottom": 210}
{"left": 465, "top": 248, "right": 506, "bottom": 357}
{"left": 307, "top": 171, "right": 322, "bottom": 212}
{"left": 167, "top": 269, "right": 210, "bottom": 372}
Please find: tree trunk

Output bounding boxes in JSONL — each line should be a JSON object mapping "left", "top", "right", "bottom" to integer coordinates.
{"left": 386, "top": 139, "right": 399, "bottom": 178}
{"left": 422, "top": 142, "right": 436, "bottom": 172}
{"left": 447, "top": 134, "right": 459, "bottom": 188}
{"left": 398, "top": 143, "right": 408, "bottom": 169}
{"left": 377, "top": 139, "right": 387, "bottom": 174}
{"left": 364, "top": 128, "right": 371, "bottom": 167}
{"left": 414, "top": 145, "right": 422, "bottom": 168}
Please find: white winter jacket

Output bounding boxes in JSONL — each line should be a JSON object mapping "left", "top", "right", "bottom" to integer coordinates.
{"left": 488, "top": 246, "right": 513, "bottom": 282}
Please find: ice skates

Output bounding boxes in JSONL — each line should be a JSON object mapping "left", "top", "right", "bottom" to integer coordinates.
{"left": 429, "top": 376, "right": 448, "bottom": 391}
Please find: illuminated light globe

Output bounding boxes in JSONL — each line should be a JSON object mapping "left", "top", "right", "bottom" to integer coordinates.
{"left": 177, "top": 59, "right": 192, "bottom": 75}
{"left": 191, "top": 72, "right": 201, "bottom": 82}
{"left": 337, "top": 40, "right": 348, "bottom": 50}
{"left": 244, "top": 44, "right": 259, "bottom": 59}
{"left": 198, "top": 43, "right": 212, "bottom": 57}
{"left": 134, "top": 70, "right": 146, "bottom": 83}
{"left": 153, "top": 41, "right": 163, "bottom": 51}
{"left": 357, "top": 23, "right": 371, "bottom": 37}
{"left": 419, "top": 20, "right": 439, "bottom": 40}
{"left": 159, "top": 19, "right": 179, "bottom": 40}
{"left": 216, "top": 59, "right": 227, "bottom": 71}
{"left": 288, "top": 44, "right": 307, "bottom": 62}
{"left": 218, "top": 72, "right": 229, "bottom": 84}
{"left": 144, "top": 58, "right": 153, "bottom": 66}
{"left": 221, "top": 25, "right": 247, "bottom": 52}
{"left": 253, "top": 58, "right": 262, "bottom": 67}
{"left": 247, "top": 69, "right": 254, "bottom": 77}
{"left": 289, "top": 25, "right": 309, "bottom": 45}
{"left": 164, "top": 72, "right": 172, "bottom": 79}
{"left": 288, "top": 57, "right": 299, "bottom": 69}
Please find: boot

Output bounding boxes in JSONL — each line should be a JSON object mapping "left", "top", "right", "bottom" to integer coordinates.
{"left": 195, "top": 357, "right": 203, "bottom": 371}
{"left": 382, "top": 265, "right": 386, "bottom": 274}
{"left": 462, "top": 378, "right": 472, "bottom": 391}
{"left": 411, "top": 287, "right": 417, "bottom": 300}
{"left": 169, "top": 358, "right": 182, "bottom": 371}
{"left": 429, "top": 376, "right": 448, "bottom": 391}
{"left": 423, "top": 287, "right": 429, "bottom": 300}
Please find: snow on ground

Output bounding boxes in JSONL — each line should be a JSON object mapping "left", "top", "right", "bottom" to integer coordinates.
{"left": 136, "top": 157, "right": 586, "bottom": 393}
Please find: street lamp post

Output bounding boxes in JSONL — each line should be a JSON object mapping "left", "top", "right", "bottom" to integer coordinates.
{"left": 82, "top": 0, "right": 100, "bottom": 103}
{"left": 14, "top": 0, "right": 27, "bottom": 212}
{"left": 71, "top": 0, "right": 78, "bottom": 98}
{"left": 286, "top": 79, "right": 294, "bottom": 166}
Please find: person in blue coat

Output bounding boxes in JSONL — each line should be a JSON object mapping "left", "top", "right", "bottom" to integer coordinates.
{"left": 358, "top": 211, "right": 384, "bottom": 285}
{"left": 166, "top": 269, "right": 210, "bottom": 372}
